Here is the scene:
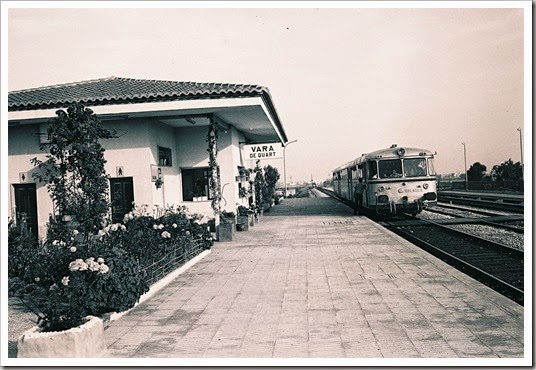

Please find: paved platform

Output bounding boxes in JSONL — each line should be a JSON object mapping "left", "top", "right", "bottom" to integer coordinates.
{"left": 103, "top": 196, "right": 524, "bottom": 359}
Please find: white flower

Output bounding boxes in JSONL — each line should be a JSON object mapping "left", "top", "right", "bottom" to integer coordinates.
{"left": 69, "top": 259, "right": 88, "bottom": 271}
{"left": 70, "top": 247, "right": 77, "bottom": 253}
{"left": 52, "top": 240, "right": 59, "bottom": 246}
{"left": 99, "top": 264, "right": 109, "bottom": 274}
{"left": 152, "top": 225, "right": 158, "bottom": 230}
{"left": 185, "top": 231, "right": 191, "bottom": 236}
{"left": 110, "top": 224, "right": 118, "bottom": 232}
{"left": 158, "top": 224, "right": 164, "bottom": 230}
{"left": 73, "top": 229, "right": 79, "bottom": 235}
{"left": 97, "top": 230, "right": 106, "bottom": 238}
{"left": 49, "top": 284, "right": 57, "bottom": 291}
{"left": 172, "top": 223, "right": 178, "bottom": 228}
{"left": 121, "top": 225, "right": 126, "bottom": 231}
{"left": 129, "top": 213, "right": 134, "bottom": 220}
{"left": 59, "top": 241, "right": 66, "bottom": 247}
{"left": 34, "top": 277, "right": 40, "bottom": 282}
{"left": 87, "top": 259, "right": 100, "bottom": 272}
{"left": 61, "top": 276, "right": 70, "bottom": 286}
{"left": 85, "top": 257, "right": 95, "bottom": 263}
{"left": 97, "top": 257, "right": 105, "bottom": 264}
{"left": 162, "top": 231, "right": 171, "bottom": 239}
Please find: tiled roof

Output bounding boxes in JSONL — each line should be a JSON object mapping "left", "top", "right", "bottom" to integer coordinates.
{"left": 8, "top": 76, "right": 269, "bottom": 111}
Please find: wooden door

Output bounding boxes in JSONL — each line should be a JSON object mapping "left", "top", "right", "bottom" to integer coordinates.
{"left": 109, "top": 177, "right": 134, "bottom": 223}
{"left": 13, "top": 184, "right": 38, "bottom": 236}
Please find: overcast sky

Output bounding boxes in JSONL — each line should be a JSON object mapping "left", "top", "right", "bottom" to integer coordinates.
{"left": 7, "top": 4, "right": 528, "bottom": 182}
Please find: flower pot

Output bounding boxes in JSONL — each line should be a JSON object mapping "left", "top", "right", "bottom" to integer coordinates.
{"left": 236, "top": 215, "right": 249, "bottom": 231}
{"left": 217, "top": 223, "right": 233, "bottom": 242}
{"left": 17, "top": 316, "right": 106, "bottom": 358}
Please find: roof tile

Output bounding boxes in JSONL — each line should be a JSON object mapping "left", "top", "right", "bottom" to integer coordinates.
{"left": 8, "top": 76, "right": 268, "bottom": 111}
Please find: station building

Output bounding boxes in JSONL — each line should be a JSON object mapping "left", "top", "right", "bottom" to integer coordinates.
{"left": 8, "top": 76, "right": 288, "bottom": 237}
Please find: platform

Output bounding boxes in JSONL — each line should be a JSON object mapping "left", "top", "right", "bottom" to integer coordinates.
{"left": 103, "top": 196, "right": 525, "bottom": 362}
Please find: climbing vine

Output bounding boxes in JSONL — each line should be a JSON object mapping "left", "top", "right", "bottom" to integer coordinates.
{"left": 207, "top": 116, "right": 221, "bottom": 216}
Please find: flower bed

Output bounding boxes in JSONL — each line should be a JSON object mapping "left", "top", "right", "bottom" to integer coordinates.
{"left": 8, "top": 205, "right": 214, "bottom": 337}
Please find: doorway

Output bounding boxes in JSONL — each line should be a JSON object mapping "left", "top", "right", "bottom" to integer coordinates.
{"left": 109, "top": 177, "right": 134, "bottom": 223}
{"left": 13, "top": 183, "right": 38, "bottom": 236}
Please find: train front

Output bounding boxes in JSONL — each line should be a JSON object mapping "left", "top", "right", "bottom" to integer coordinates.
{"left": 365, "top": 145, "right": 437, "bottom": 216}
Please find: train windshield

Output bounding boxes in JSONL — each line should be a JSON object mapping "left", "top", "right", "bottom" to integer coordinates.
{"left": 427, "top": 158, "right": 436, "bottom": 175}
{"left": 378, "top": 159, "right": 403, "bottom": 179}
{"left": 403, "top": 158, "right": 427, "bottom": 177}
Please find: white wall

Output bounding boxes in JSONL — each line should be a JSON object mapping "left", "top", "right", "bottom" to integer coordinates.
{"left": 8, "top": 117, "right": 252, "bottom": 236}
{"left": 8, "top": 124, "right": 53, "bottom": 237}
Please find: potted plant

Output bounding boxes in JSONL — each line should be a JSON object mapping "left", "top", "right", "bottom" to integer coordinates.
{"left": 217, "top": 211, "right": 235, "bottom": 242}
{"left": 236, "top": 206, "right": 252, "bottom": 231}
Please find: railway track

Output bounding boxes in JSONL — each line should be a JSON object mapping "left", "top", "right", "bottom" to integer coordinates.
{"left": 379, "top": 218, "right": 524, "bottom": 305}
{"left": 426, "top": 205, "right": 524, "bottom": 234}
{"left": 437, "top": 191, "right": 524, "bottom": 213}
{"left": 316, "top": 187, "right": 524, "bottom": 305}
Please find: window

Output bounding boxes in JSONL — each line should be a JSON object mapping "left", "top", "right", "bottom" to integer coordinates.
{"left": 427, "top": 158, "right": 436, "bottom": 175}
{"left": 378, "top": 159, "right": 403, "bottom": 179}
{"left": 403, "top": 158, "right": 427, "bottom": 177}
{"left": 367, "top": 161, "right": 378, "bottom": 180}
{"left": 158, "top": 146, "right": 172, "bottom": 166}
{"left": 182, "top": 168, "right": 213, "bottom": 201}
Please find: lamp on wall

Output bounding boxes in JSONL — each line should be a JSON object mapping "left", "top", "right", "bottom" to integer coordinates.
{"left": 155, "top": 178, "right": 164, "bottom": 189}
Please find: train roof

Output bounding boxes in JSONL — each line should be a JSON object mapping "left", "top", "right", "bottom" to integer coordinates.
{"left": 332, "top": 145, "right": 435, "bottom": 173}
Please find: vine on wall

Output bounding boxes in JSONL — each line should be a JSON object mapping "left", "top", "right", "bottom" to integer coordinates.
{"left": 207, "top": 116, "right": 222, "bottom": 216}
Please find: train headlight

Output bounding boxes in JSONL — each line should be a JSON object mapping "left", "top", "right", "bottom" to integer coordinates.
{"left": 424, "top": 192, "right": 437, "bottom": 201}
{"left": 378, "top": 195, "right": 389, "bottom": 203}
{"left": 397, "top": 148, "right": 406, "bottom": 156}
{"left": 378, "top": 186, "right": 385, "bottom": 192}
{"left": 423, "top": 183, "right": 429, "bottom": 189}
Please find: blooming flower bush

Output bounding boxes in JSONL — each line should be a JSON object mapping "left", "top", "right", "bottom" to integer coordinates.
{"left": 9, "top": 204, "right": 213, "bottom": 333}
{"left": 9, "top": 227, "right": 148, "bottom": 332}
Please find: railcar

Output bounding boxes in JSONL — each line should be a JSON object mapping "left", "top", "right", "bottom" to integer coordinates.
{"left": 332, "top": 144, "right": 437, "bottom": 216}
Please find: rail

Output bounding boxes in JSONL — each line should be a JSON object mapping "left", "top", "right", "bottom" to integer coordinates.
{"left": 380, "top": 218, "right": 524, "bottom": 305}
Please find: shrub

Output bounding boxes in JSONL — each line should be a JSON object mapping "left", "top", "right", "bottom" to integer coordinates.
{"left": 8, "top": 220, "right": 40, "bottom": 278}
{"left": 9, "top": 233, "right": 148, "bottom": 332}
{"left": 237, "top": 205, "right": 252, "bottom": 216}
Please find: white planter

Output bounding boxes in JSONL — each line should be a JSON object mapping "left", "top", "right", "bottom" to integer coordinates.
{"left": 17, "top": 316, "right": 106, "bottom": 358}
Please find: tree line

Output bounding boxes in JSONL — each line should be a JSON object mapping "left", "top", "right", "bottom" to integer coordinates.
{"left": 466, "top": 159, "right": 523, "bottom": 182}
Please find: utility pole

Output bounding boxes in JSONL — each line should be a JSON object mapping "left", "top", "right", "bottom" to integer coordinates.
{"left": 283, "top": 139, "right": 297, "bottom": 198}
{"left": 517, "top": 127, "right": 523, "bottom": 180}
{"left": 462, "top": 142, "right": 468, "bottom": 191}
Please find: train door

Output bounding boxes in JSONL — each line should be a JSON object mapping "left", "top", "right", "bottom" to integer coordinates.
{"left": 13, "top": 184, "right": 38, "bottom": 236}
{"left": 109, "top": 177, "right": 134, "bottom": 223}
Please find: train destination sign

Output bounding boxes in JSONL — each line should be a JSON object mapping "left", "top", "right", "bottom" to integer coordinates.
{"left": 243, "top": 144, "right": 283, "bottom": 160}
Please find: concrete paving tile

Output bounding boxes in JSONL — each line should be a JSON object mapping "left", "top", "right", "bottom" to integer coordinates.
{"left": 115, "top": 332, "right": 153, "bottom": 347}
{"left": 104, "top": 198, "right": 523, "bottom": 359}
{"left": 103, "top": 345, "right": 140, "bottom": 358}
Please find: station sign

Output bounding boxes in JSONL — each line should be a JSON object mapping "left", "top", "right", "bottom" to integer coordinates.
{"left": 243, "top": 143, "right": 283, "bottom": 160}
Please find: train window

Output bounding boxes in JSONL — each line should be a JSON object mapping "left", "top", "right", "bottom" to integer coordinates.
{"left": 403, "top": 158, "right": 427, "bottom": 177}
{"left": 350, "top": 167, "right": 357, "bottom": 179}
{"left": 378, "top": 159, "right": 403, "bottom": 179}
{"left": 367, "top": 161, "right": 378, "bottom": 180}
{"left": 427, "top": 158, "right": 436, "bottom": 175}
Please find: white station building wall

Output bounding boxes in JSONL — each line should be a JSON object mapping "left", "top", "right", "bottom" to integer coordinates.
{"left": 8, "top": 118, "right": 251, "bottom": 238}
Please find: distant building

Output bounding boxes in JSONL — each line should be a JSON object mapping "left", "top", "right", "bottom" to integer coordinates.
{"left": 8, "top": 77, "right": 288, "bottom": 237}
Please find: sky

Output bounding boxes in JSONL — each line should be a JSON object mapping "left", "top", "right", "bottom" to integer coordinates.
{"left": 6, "top": 3, "right": 529, "bottom": 183}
